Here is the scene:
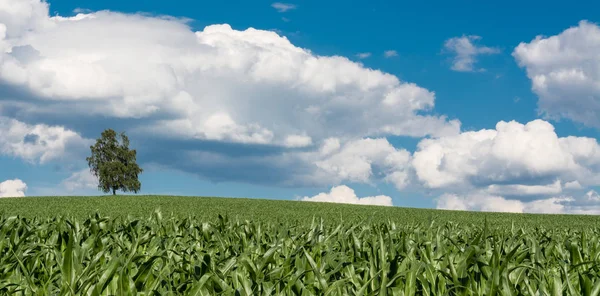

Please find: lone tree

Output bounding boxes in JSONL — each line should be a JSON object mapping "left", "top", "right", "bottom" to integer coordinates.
{"left": 86, "top": 129, "right": 143, "bottom": 195}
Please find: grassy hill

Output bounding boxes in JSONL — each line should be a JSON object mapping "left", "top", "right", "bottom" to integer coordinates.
{"left": 1, "top": 194, "right": 598, "bottom": 228}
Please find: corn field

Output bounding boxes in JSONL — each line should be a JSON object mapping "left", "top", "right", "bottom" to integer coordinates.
{"left": 1, "top": 211, "right": 600, "bottom": 295}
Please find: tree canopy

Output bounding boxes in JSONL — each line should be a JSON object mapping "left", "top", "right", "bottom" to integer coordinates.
{"left": 86, "top": 129, "right": 143, "bottom": 195}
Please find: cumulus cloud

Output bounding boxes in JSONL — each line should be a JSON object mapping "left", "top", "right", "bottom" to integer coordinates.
{"left": 437, "top": 193, "right": 527, "bottom": 213}
{"left": 410, "top": 118, "right": 600, "bottom": 214}
{"left": 312, "top": 138, "right": 412, "bottom": 190}
{"left": 271, "top": 2, "right": 296, "bottom": 12}
{"left": 435, "top": 193, "right": 571, "bottom": 214}
{"left": 0, "top": 179, "right": 27, "bottom": 197}
{"left": 0, "top": 0, "right": 459, "bottom": 189}
{"left": 301, "top": 185, "right": 393, "bottom": 206}
{"left": 412, "top": 119, "right": 600, "bottom": 191}
{"left": 0, "top": 0, "right": 50, "bottom": 39}
{"left": 444, "top": 35, "right": 500, "bottom": 72}
{"left": 513, "top": 20, "right": 600, "bottom": 128}
{"left": 436, "top": 191, "right": 600, "bottom": 215}
{"left": 383, "top": 50, "right": 398, "bottom": 58}
{"left": 60, "top": 168, "right": 98, "bottom": 193}
{"left": 283, "top": 134, "right": 312, "bottom": 148}
{"left": 565, "top": 180, "right": 583, "bottom": 189}
{"left": 484, "top": 180, "right": 563, "bottom": 196}
{"left": 159, "top": 137, "right": 413, "bottom": 189}
{"left": 0, "top": 116, "right": 91, "bottom": 164}
{"left": 0, "top": 3, "right": 458, "bottom": 144}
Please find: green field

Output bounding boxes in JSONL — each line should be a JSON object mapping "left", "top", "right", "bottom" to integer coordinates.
{"left": 1, "top": 195, "right": 600, "bottom": 229}
{"left": 1, "top": 195, "right": 600, "bottom": 295}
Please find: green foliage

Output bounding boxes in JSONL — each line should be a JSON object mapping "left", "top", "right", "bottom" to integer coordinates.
{"left": 86, "top": 129, "right": 143, "bottom": 195}
{"left": 1, "top": 210, "right": 600, "bottom": 295}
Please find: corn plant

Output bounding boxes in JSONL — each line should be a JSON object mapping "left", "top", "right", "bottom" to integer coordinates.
{"left": 1, "top": 211, "right": 600, "bottom": 295}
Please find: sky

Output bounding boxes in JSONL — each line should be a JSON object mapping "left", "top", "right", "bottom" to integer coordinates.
{"left": 2, "top": 0, "right": 600, "bottom": 214}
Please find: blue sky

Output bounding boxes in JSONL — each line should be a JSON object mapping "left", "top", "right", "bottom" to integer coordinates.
{"left": 2, "top": 0, "right": 600, "bottom": 214}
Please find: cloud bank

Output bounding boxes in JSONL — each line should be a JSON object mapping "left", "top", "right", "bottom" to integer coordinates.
{"left": 301, "top": 185, "right": 393, "bottom": 206}
{"left": 412, "top": 119, "right": 600, "bottom": 214}
{"left": 0, "top": 0, "right": 458, "bottom": 190}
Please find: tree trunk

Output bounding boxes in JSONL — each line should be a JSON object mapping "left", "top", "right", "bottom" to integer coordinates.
{"left": 112, "top": 188, "right": 116, "bottom": 195}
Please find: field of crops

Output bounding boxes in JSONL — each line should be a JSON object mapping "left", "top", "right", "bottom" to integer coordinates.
{"left": 2, "top": 195, "right": 600, "bottom": 229}
{"left": 1, "top": 195, "right": 600, "bottom": 295}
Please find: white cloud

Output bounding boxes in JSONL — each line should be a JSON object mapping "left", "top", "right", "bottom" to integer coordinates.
{"left": 146, "top": 136, "right": 414, "bottom": 189}
{"left": 301, "top": 185, "right": 393, "bottom": 206}
{"left": 0, "top": 0, "right": 50, "bottom": 39}
{"left": 60, "top": 168, "right": 98, "bottom": 193}
{"left": 0, "top": 4, "right": 459, "bottom": 148}
{"left": 356, "top": 52, "right": 371, "bottom": 59}
{"left": 271, "top": 2, "right": 296, "bottom": 12}
{"left": 436, "top": 191, "right": 600, "bottom": 215}
{"left": 199, "top": 113, "right": 274, "bottom": 145}
{"left": 513, "top": 20, "right": 600, "bottom": 128}
{"left": 565, "top": 180, "right": 583, "bottom": 189}
{"left": 384, "top": 50, "right": 398, "bottom": 58}
{"left": 585, "top": 190, "right": 600, "bottom": 201}
{"left": 484, "top": 179, "right": 562, "bottom": 196}
{"left": 319, "top": 137, "right": 341, "bottom": 155}
{"left": 411, "top": 118, "right": 600, "bottom": 214}
{"left": 0, "top": 179, "right": 27, "bottom": 197}
{"left": 0, "top": 116, "right": 91, "bottom": 164}
{"left": 436, "top": 193, "right": 527, "bottom": 213}
{"left": 444, "top": 35, "right": 499, "bottom": 72}
{"left": 284, "top": 134, "right": 312, "bottom": 148}
{"left": 312, "top": 138, "right": 412, "bottom": 190}
{"left": 412, "top": 119, "right": 600, "bottom": 191}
